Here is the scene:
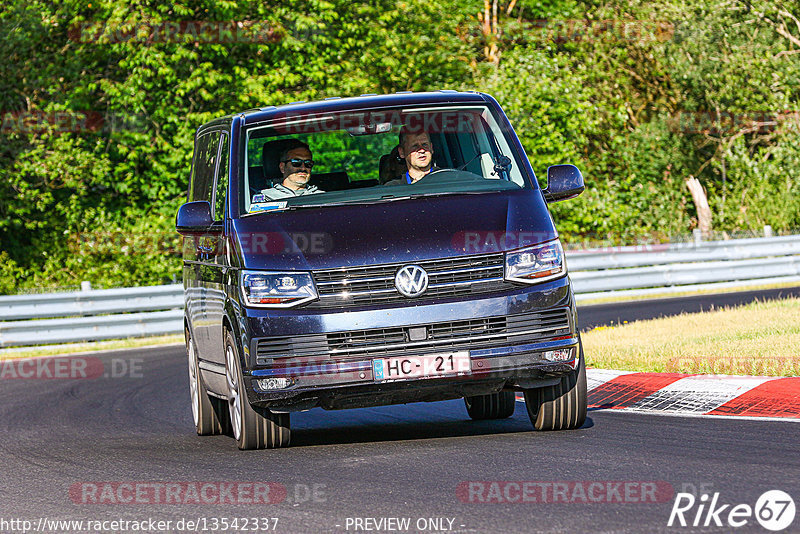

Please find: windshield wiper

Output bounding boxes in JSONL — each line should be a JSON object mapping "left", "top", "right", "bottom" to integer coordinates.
{"left": 279, "top": 199, "right": 376, "bottom": 210}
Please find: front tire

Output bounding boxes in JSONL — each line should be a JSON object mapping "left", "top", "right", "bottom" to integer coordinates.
{"left": 224, "top": 331, "right": 290, "bottom": 450}
{"left": 186, "top": 328, "right": 229, "bottom": 436}
{"left": 464, "top": 391, "right": 516, "bottom": 420}
{"left": 524, "top": 341, "right": 588, "bottom": 431}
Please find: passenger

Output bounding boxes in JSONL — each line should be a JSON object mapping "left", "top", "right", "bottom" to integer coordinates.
{"left": 383, "top": 130, "right": 436, "bottom": 185}
{"left": 258, "top": 140, "right": 323, "bottom": 200}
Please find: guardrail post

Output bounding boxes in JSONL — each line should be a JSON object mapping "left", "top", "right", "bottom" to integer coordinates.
{"left": 693, "top": 229, "right": 702, "bottom": 246}
{"left": 80, "top": 281, "right": 92, "bottom": 292}
{"left": 764, "top": 225, "right": 773, "bottom": 237}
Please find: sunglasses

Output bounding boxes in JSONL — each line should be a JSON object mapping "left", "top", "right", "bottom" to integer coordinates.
{"left": 282, "top": 158, "right": 314, "bottom": 169}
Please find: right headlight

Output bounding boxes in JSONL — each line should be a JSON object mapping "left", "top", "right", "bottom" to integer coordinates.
{"left": 504, "top": 239, "right": 566, "bottom": 284}
{"left": 240, "top": 270, "right": 318, "bottom": 308}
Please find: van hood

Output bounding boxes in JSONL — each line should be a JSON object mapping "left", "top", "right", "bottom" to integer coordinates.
{"left": 232, "top": 190, "right": 557, "bottom": 271}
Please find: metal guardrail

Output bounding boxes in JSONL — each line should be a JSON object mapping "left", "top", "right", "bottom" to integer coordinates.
{"left": 0, "top": 284, "right": 184, "bottom": 321}
{"left": 567, "top": 234, "right": 800, "bottom": 270}
{"left": 569, "top": 234, "right": 800, "bottom": 300}
{"left": 0, "top": 310, "right": 183, "bottom": 347}
{"left": 1, "top": 234, "right": 799, "bottom": 347}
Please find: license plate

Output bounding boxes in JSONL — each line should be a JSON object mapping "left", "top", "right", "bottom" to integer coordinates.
{"left": 372, "top": 351, "right": 471, "bottom": 382}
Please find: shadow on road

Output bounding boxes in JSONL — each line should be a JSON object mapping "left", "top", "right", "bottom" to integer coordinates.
{"left": 286, "top": 402, "right": 594, "bottom": 447}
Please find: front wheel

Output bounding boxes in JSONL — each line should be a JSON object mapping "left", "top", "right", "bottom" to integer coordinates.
{"left": 224, "top": 331, "right": 290, "bottom": 450}
{"left": 186, "top": 327, "right": 229, "bottom": 436}
{"left": 523, "top": 342, "right": 587, "bottom": 431}
{"left": 464, "top": 391, "right": 516, "bottom": 420}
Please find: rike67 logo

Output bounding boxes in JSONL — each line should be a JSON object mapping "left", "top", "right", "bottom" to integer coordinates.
{"left": 668, "top": 490, "right": 795, "bottom": 531}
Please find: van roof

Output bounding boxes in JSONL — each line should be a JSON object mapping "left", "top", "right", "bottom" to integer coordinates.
{"left": 205, "top": 91, "right": 491, "bottom": 128}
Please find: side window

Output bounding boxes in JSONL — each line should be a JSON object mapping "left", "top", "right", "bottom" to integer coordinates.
{"left": 213, "top": 133, "right": 229, "bottom": 221}
{"left": 189, "top": 131, "right": 221, "bottom": 203}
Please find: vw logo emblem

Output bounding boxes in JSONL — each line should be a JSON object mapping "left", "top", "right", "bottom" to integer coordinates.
{"left": 394, "top": 265, "right": 429, "bottom": 297}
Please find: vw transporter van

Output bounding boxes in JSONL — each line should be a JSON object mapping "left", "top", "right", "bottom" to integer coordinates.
{"left": 177, "top": 91, "right": 587, "bottom": 449}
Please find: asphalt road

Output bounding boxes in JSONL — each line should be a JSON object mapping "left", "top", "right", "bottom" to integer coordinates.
{"left": 1, "top": 290, "right": 799, "bottom": 534}
{"left": 1, "top": 345, "right": 798, "bottom": 534}
{"left": 577, "top": 285, "right": 800, "bottom": 331}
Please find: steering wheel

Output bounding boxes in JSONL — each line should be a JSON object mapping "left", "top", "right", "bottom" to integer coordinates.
{"left": 424, "top": 168, "right": 450, "bottom": 178}
{"left": 417, "top": 168, "right": 483, "bottom": 184}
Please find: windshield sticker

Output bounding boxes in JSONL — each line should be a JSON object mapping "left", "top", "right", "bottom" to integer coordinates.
{"left": 249, "top": 201, "right": 287, "bottom": 213}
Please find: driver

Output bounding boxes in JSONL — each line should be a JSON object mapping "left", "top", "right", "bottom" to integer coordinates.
{"left": 258, "top": 140, "right": 323, "bottom": 200}
{"left": 383, "top": 129, "right": 437, "bottom": 185}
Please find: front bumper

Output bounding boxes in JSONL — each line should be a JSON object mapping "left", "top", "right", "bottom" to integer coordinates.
{"left": 239, "top": 276, "right": 579, "bottom": 410}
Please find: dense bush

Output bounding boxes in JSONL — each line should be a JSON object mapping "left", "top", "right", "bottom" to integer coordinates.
{"left": 1, "top": 0, "right": 798, "bottom": 292}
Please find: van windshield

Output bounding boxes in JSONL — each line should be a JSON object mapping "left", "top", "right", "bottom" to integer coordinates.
{"left": 241, "top": 106, "right": 531, "bottom": 214}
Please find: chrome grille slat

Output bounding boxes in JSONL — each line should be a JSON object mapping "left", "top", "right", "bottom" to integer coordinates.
{"left": 315, "top": 265, "right": 502, "bottom": 289}
{"left": 321, "top": 287, "right": 399, "bottom": 298}
{"left": 309, "top": 253, "right": 512, "bottom": 309}
{"left": 427, "top": 277, "right": 505, "bottom": 288}
{"left": 316, "top": 274, "right": 395, "bottom": 286}
{"left": 317, "top": 277, "right": 506, "bottom": 300}
{"left": 426, "top": 264, "right": 501, "bottom": 276}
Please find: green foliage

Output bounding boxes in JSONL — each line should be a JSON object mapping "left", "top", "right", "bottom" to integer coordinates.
{"left": 305, "top": 131, "right": 399, "bottom": 182}
{"left": 0, "top": 251, "right": 25, "bottom": 295}
{"left": 1, "top": 0, "right": 798, "bottom": 292}
{"left": 482, "top": 0, "right": 799, "bottom": 244}
{"left": 711, "top": 132, "right": 800, "bottom": 230}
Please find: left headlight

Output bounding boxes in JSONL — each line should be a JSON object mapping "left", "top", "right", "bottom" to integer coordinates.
{"left": 505, "top": 239, "right": 566, "bottom": 284}
{"left": 240, "top": 270, "right": 318, "bottom": 308}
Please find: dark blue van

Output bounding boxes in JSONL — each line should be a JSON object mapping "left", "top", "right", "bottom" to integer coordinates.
{"left": 176, "top": 91, "right": 587, "bottom": 449}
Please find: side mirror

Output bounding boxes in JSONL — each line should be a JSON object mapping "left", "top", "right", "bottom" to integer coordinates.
{"left": 543, "top": 164, "right": 585, "bottom": 203}
{"left": 176, "top": 201, "right": 215, "bottom": 235}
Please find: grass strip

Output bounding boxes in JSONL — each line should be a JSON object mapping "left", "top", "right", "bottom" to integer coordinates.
{"left": 0, "top": 334, "right": 184, "bottom": 360}
{"left": 582, "top": 297, "right": 800, "bottom": 376}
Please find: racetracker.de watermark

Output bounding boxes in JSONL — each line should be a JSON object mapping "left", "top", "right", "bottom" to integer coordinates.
{"left": 667, "top": 110, "right": 800, "bottom": 135}
{"left": 277, "top": 110, "right": 487, "bottom": 135}
{"left": 1, "top": 111, "right": 148, "bottom": 135}
{"left": 70, "top": 482, "right": 286, "bottom": 505}
{"left": 512, "top": 19, "right": 675, "bottom": 43}
{"left": 451, "top": 231, "right": 554, "bottom": 253}
{"left": 0, "top": 357, "right": 142, "bottom": 380}
{"left": 457, "top": 481, "right": 674, "bottom": 503}
{"left": 251, "top": 354, "right": 551, "bottom": 387}
{"left": 665, "top": 355, "right": 799, "bottom": 376}
{"left": 69, "top": 21, "right": 282, "bottom": 44}
{"left": 70, "top": 231, "right": 333, "bottom": 256}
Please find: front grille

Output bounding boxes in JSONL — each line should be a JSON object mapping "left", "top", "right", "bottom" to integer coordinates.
{"left": 255, "top": 334, "right": 328, "bottom": 361}
{"left": 254, "top": 308, "right": 571, "bottom": 365}
{"left": 308, "top": 253, "right": 512, "bottom": 308}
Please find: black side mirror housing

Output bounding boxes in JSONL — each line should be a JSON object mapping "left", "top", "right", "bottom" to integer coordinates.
{"left": 543, "top": 164, "right": 585, "bottom": 203}
{"left": 176, "top": 201, "right": 215, "bottom": 235}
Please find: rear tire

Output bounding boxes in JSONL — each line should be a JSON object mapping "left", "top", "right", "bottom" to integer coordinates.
{"left": 464, "top": 390, "right": 516, "bottom": 420}
{"left": 224, "top": 331, "right": 290, "bottom": 450}
{"left": 186, "top": 327, "right": 229, "bottom": 436}
{"left": 524, "top": 341, "right": 587, "bottom": 431}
